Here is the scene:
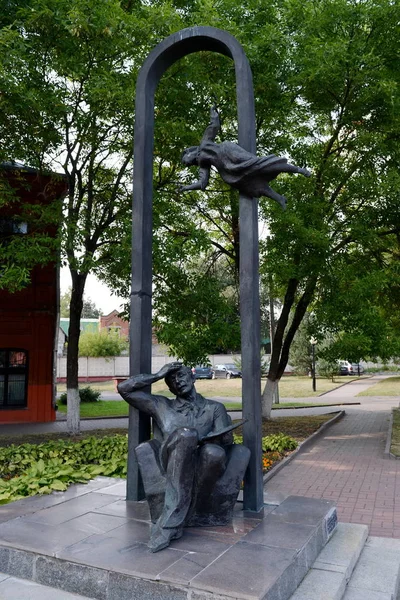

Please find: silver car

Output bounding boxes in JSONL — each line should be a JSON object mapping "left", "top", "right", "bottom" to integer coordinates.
{"left": 212, "top": 363, "right": 242, "bottom": 379}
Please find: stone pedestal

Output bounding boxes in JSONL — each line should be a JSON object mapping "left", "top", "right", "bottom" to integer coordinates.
{"left": 0, "top": 478, "right": 338, "bottom": 600}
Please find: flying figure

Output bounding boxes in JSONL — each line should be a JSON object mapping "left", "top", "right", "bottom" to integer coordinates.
{"left": 180, "top": 105, "right": 311, "bottom": 209}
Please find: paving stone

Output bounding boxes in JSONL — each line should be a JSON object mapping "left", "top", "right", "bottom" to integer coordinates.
{"left": 313, "top": 523, "right": 368, "bottom": 579}
{"left": 289, "top": 567, "right": 347, "bottom": 600}
{"left": 23, "top": 493, "right": 118, "bottom": 526}
{"left": 108, "top": 571, "right": 187, "bottom": 600}
{"left": 58, "top": 532, "right": 188, "bottom": 579}
{"left": 242, "top": 514, "right": 315, "bottom": 550}
{"left": 95, "top": 481, "right": 126, "bottom": 496}
{"left": 343, "top": 588, "right": 392, "bottom": 600}
{"left": 190, "top": 540, "right": 298, "bottom": 600}
{"left": 59, "top": 512, "right": 128, "bottom": 535}
{"left": 272, "top": 496, "right": 336, "bottom": 532}
{"left": 93, "top": 499, "right": 150, "bottom": 521}
{"left": 35, "top": 555, "right": 109, "bottom": 600}
{"left": 345, "top": 536, "right": 400, "bottom": 597}
{"left": 0, "top": 518, "right": 93, "bottom": 555}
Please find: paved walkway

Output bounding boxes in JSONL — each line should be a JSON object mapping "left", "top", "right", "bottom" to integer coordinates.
{"left": 266, "top": 376, "right": 400, "bottom": 539}
{"left": 2, "top": 374, "right": 400, "bottom": 541}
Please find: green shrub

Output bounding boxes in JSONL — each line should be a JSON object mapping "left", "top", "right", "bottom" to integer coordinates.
{"left": 234, "top": 432, "right": 297, "bottom": 453}
{"left": 0, "top": 434, "right": 127, "bottom": 504}
{"left": 261, "top": 433, "right": 297, "bottom": 453}
{"left": 59, "top": 386, "right": 101, "bottom": 405}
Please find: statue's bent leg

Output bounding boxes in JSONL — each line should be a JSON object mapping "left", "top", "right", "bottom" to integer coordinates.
{"left": 193, "top": 443, "right": 226, "bottom": 502}
{"left": 134, "top": 439, "right": 165, "bottom": 523}
{"left": 187, "top": 443, "right": 250, "bottom": 527}
{"left": 149, "top": 427, "right": 198, "bottom": 552}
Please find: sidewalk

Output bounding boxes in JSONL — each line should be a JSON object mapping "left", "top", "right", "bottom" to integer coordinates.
{"left": 2, "top": 376, "right": 400, "bottom": 540}
{"left": 265, "top": 376, "right": 400, "bottom": 538}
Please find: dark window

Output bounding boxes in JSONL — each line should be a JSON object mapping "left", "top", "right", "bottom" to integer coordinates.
{"left": 0, "top": 349, "right": 28, "bottom": 408}
{"left": 0, "top": 219, "right": 28, "bottom": 236}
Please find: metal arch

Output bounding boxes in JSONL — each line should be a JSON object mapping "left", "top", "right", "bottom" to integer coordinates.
{"left": 129, "top": 26, "right": 263, "bottom": 512}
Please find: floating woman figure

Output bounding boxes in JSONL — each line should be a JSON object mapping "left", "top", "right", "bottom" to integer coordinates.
{"left": 180, "top": 106, "right": 310, "bottom": 209}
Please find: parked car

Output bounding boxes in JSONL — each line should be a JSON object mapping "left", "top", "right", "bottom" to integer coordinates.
{"left": 339, "top": 361, "right": 364, "bottom": 376}
{"left": 212, "top": 363, "right": 242, "bottom": 379}
{"left": 191, "top": 365, "right": 213, "bottom": 380}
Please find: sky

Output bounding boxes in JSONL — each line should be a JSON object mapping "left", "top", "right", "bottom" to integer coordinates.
{"left": 60, "top": 267, "right": 125, "bottom": 316}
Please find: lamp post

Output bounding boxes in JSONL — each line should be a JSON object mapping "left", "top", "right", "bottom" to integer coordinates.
{"left": 310, "top": 337, "right": 317, "bottom": 392}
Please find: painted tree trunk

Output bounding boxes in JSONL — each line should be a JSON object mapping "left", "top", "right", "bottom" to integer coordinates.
{"left": 261, "top": 377, "right": 279, "bottom": 418}
{"left": 66, "top": 272, "right": 86, "bottom": 434}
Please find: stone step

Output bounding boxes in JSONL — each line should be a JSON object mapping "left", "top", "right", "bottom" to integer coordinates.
{"left": 342, "top": 536, "right": 400, "bottom": 600}
{"left": 289, "top": 523, "right": 368, "bottom": 600}
{"left": 0, "top": 572, "right": 92, "bottom": 599}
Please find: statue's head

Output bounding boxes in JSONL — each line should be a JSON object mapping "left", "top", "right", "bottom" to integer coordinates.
{"left": 181, "top": 146, "right": 199, "bottom": 167}
{"left": 165, "top": 365, "right": 195, "bottom": 397}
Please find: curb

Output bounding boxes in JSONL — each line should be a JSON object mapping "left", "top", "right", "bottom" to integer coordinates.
{"left": 263, "top": 410, "right": 346, "bottom": 484}
{"left": 317, "top": 375, "right": 373, "bottom": 397}
{"left": 384, "top": 407, "right": 400, "bottom": 460}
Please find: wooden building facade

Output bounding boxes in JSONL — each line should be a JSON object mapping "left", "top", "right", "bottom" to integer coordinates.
{"left": 0, "top": 164, "right": 67, "bottom": 423}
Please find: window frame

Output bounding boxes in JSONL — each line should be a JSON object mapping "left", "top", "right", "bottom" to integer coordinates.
{"left": 0, "top": 348, "right": 29, "bottom": 409}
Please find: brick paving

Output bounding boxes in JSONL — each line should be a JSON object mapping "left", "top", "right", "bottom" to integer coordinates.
{"left": 266, "top": 408, "right": 400, "bottom": 538}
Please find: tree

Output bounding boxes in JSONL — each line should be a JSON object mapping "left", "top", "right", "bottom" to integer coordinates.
{"left": 289, "top": 314, "right": 316, "bottom": 376}
{"left": 79, "top": 329, "right": 127, "bottom": 357}
{"left": 97, "top": 0, "right": 400, "bottom": 421}
{"left": 0, "top": 169, "right": 62, "bottom": 292}
{"left": 1, "top": 0, "right": 180, "bottom": 433}
{"left": 60, "top": 287, "right": 101, "bottom": 319}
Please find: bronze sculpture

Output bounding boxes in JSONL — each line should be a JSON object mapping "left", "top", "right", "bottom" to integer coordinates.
{"left": 118, "top": 363, "right": 250, "bottom": 552}
{"left": 180, "top": 105, "right": 311, "bottom": 208}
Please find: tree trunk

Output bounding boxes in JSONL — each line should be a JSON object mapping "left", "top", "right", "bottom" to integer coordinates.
{"left": 66, "top": 271, "right": 87, "bottom": 434}
{"left": 261, "top": 276, "right": 318, "bottom": 418}
{"left": 261, "top": 377, "right": 279, "bottom": 418}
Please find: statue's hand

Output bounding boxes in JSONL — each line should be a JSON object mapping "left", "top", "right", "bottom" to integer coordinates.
{"left": 157, "top": 362, "right": 182, "bottom": 379}
{"left": 177, "top": 184, "right": 190, "bottom": 193}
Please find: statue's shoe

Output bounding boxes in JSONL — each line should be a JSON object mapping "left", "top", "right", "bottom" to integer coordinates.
{"left": 148, "top": 526, "right": 182, "bottom": 553}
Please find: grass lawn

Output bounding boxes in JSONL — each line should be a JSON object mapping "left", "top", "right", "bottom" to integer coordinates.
{"left": 357, "top": 376, "right": 400, "bottom": 396}
{"left": 390, "top": 408, "right": 400, "bottom": 456}
{"left": 57, "top": 375, "right": 359, "bottom": 399}
{"left": 0, "top": 414, "right": 337, "bottom": 449}
{"left": 56, "top": 399, "right": 338, "bottom": 418}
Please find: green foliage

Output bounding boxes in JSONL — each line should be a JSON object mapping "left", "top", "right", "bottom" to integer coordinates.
{"left": 261, "top": 433, "right": 298, "bottom": 453}
{"left": 78, "top": 330, "right": 128, "bottom": 358}
{"left": 317, "top": 358, "right": 339, "bottom": 382}
{"left": 289, "top": 314, "right": 316, "bottom": 375}
{"left": 59, "top": 386, "right": 101, "bottom": 405}
{"left": 154, "top": 271, "right": 241, "bottom": 365}
{"left": 0, "top": 435, "right": 127, "bottom": 504}
{"left": 234, "top": 432, "right": 297, "bottom": 453}
{"left": 60, "top": 288, "right": 101, "bottom": 318}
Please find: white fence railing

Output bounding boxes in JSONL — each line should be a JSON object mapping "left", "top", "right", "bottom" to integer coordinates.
{"left": 56, "top": 354, "right": 242, "bottom": 380}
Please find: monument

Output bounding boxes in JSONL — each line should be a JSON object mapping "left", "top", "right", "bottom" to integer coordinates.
{"left": 127, "top": 25, "right": 306, "bottom": 519}
{"left": 118, "top": 363, "right": 250, "bottom": 552}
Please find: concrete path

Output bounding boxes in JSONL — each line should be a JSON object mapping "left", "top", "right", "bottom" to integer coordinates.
{"left": 265, "top": 376, "right": 400, "bottom": 539}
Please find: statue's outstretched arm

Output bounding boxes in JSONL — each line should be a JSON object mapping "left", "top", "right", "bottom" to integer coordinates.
{"left": 200, "top": 105, "right": 220, "bottom": 144}
{"left": 179, "top": 167, "right": 210, "bottom": 192}
{"left": 117, "top": 362, "right": 181, "bottom": 413}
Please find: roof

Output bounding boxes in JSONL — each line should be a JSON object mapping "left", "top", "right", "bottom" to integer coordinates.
{"left": 59, "top": 318, "right": 99, "bottom": 336}
{"left": 1, "top": 161, "right": 67, "bottom": 179}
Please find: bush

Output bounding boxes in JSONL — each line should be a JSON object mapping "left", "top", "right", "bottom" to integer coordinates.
{"left": 59, "top": 386, "right": 101, "bottom": 405}
{"left": 0, "top": 434, "right": 127, "bottom": 504}
{"left": 261, "top": 433, "right": 298, "bottom": 453}
{"left": 234, "top": 432, "right": 297, "bottom": 453}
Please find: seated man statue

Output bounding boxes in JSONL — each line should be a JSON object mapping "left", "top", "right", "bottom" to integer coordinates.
{"left": 118, "top": 363, "right": 250, "bottom": 553}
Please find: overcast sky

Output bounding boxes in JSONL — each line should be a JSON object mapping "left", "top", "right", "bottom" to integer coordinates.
{"left": 60, "top": 267, "right": 125, "bottom": 315}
